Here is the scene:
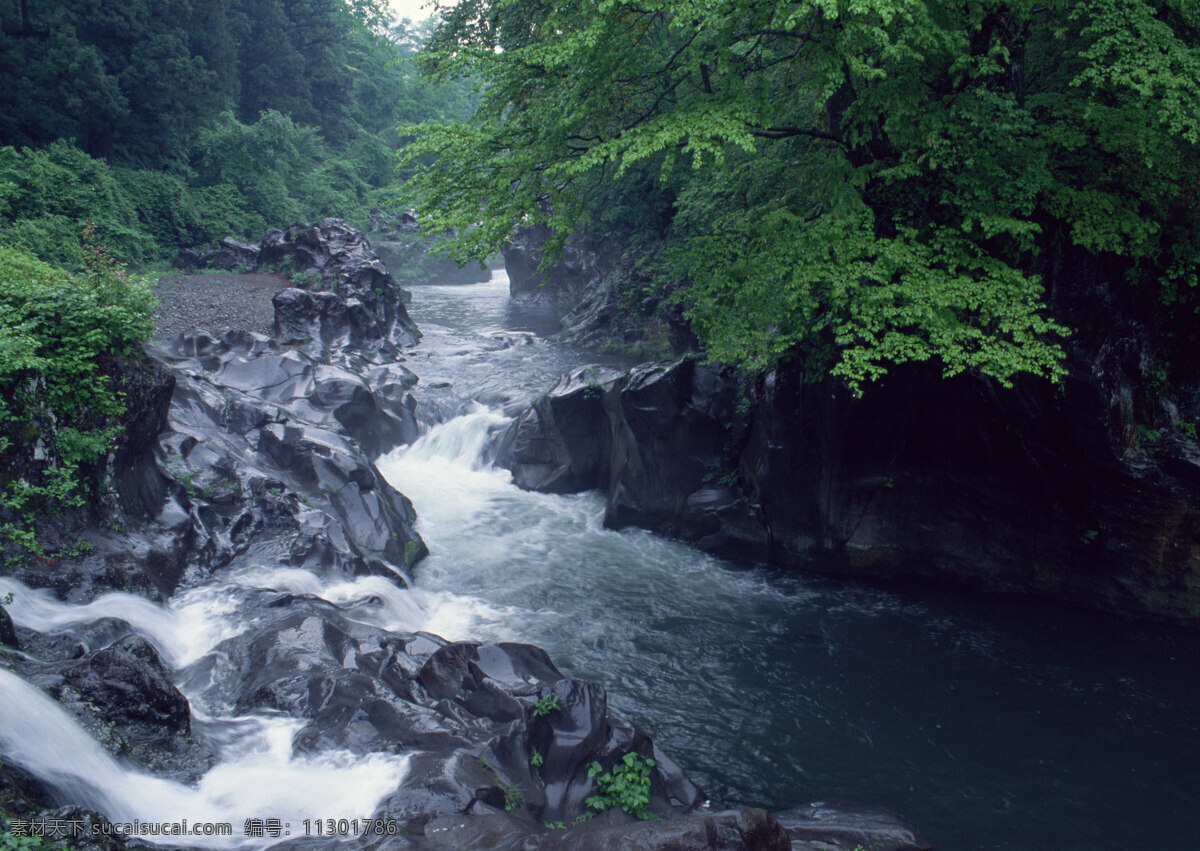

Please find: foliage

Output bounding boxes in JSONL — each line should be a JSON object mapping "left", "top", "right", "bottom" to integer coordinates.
{"left": 402, "top": 0, "right": 1200, "bottom": 391}
{"left": 530, "top": 748, "right": 544, "bottom": 767}
{"left": 0, "top": 831, "right": 66, "bottom": 850}
{"left": 0, "top": 238, "right": 154, "bottom": 558}
{"left": 585, "top": 752, "right": 656, "bottom": 820}
{"left": 0, "top": 0, "right": 476, "bottom": 267}
{"left": 532, "top": 694, "right": 561, "bottom": 717}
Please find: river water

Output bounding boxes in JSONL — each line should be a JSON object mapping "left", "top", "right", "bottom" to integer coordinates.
{"left": 1, "top": 269, "right": 1198, "bottom": 849}
{"left": 378, "top": 270, "right": 1200, "bottom": 849}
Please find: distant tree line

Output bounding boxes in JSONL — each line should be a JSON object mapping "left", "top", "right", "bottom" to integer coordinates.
{"left": 0, "top": 0, "right": 472, "bottom": 265}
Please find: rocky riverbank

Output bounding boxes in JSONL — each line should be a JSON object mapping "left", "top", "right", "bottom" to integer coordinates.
{"left": 498, "top": 230, "right": 1200, "bottom": 624}
{"left": 1, "top": 220, "right": 930, "bottom": 850}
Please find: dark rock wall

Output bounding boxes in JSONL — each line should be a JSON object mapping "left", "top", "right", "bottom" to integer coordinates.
{"left": 499, "top": 356, "right": 1200, "bottom": 622}
{"left": 502, "top": 225, "right": 695, "bottom": 356}
{"left": 497, "top": 220, "right": 1200, "bottom": 623}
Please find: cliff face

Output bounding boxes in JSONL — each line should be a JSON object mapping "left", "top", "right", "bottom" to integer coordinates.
{"left": 497, "top": 236, "right": 1200, "bottom": 623}
{"left": 502, "top": 225, "right": 695, "bottom": 357}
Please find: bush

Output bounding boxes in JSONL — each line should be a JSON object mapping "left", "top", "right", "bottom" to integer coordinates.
{"left": 0, "top": 143, "right": 156, "bottom": 267}
{"left": 0, "top": 235, "right": 154, "bottom": 557}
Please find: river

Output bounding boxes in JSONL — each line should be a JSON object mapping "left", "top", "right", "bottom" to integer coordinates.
{"left": 1, "top": 268, "right": 1199, "bottom": 849}
{"left": 378, "top": 270, "right": 1200, "bottom": 849}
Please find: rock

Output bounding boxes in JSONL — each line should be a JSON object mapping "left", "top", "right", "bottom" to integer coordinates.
{"left": 60, "top": 636, "right": 190, "bottom": 736}
{"left": 0, "top": 605, "right": 17, "bottom": 648}
{"left": 0, "top": 760, "right": 56, "bottom": 822}
{"left": 776, "top": 800, "right": 933, "bottom": 850}
{"left": 184, "top": 596, "right": 704, "bottom": 839}
{"left": 34, "top": 635, "right": 216, "bottom": 782}
{"left": 173, "top": 238, "right": 260, "bottom": 273}
{"left": 170, "top": 248, "right": 202, "bottom": 271}
{"left": 497, "top": 359, "right": 772, "bottom": 563}
{"left": 498, "top": 356, "right": 1200, "bottom": 621}
{"left": 201, "top": 237, "right": 261, "bottom": 272}
{"left": 260, "top": 218, "right": 420, "bottom": 354}
{"left": 152, "top": 328, "right": 426, "bottom": 588}
{"left": 502, "top": 225, "right": 694, "bottom": 356}
{"left": 110, "top": 355, "right": 175, "bottom": 521}
{"left": 494, "top": 365, "right": 622, "bottom": 493}
{"left": 368, "top": 207, "right": 420, "bottom": 235}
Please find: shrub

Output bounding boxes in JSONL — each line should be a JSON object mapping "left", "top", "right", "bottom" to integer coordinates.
{"left": 0, "top": 235, "right": 154, "bottom": 557}
{"left": 585, "top": 752, "right": 656, "bottom": 820}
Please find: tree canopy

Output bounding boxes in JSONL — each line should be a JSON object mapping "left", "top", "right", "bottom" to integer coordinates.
{"left": 0, "top": 0, "right": 474, "bottom": 265}
{"left": 401, "top": 0, "right": 1200, "bottom": 390}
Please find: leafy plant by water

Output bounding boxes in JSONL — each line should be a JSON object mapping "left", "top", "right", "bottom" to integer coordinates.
{"left": 586, "top": 752, "right": 656, "bottom": 820}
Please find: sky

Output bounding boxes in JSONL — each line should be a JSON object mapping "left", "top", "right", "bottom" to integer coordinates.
{"left": 388, "top": 0, "right": 435, "bottom": 22}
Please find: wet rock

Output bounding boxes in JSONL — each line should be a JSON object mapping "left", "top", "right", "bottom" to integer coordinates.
{"left": 502, "top": 225, "right": 693, "bottom": 355}
{"left": 776, "top": 800, "right": 933, "bottom": 850}
{"left": 60, "top": 636, "right": 189, "bottom": 736}
{"left": 494, "top": 365, "right": 621, "bottom": 493}
{"left": 110, "top": 355, "right": 175, "bottom": 521}
{"left": 197, "top": 597, "right": 701, "bottom": 839}
{"left": 260, "top": 218, "right": 420, "bottom": 354}
{"left": 148, "top": 328, "right": 425, "bottom": 588}
{"left": 0, "top": 758, "right": 54, "bottom": 821}
{"left": 499, "top": 355, "right": 1200, "bottom": 621}
{"left": 496, "top": 359, "right": 772, "bottom": 563}
{"left": 0, "top": 605, "right": 17, "bottom": 648}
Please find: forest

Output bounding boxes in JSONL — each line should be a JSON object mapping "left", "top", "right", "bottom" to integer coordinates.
{"left": 0, "top": 0, "right": 471, "bottom": 268}
{"left": 404, "top": 0, "right": 1200, "bottom": 392}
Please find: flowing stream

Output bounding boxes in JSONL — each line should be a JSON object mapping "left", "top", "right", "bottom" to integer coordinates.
{"left": 1, "top": 269, "right": 1198, "bottom": 849}
{"left": 379, "top": 271, "right": 1200, "bottom": 849}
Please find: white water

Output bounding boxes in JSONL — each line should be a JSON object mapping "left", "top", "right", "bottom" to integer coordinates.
{"left": 0, "top": 572, "right": 418, "bottom": 848}
{"left": 0, "top": 665, "right": 408, "bottom": 848}
{"left": 4, "top": 269, "right": 1200, "bottom": 849}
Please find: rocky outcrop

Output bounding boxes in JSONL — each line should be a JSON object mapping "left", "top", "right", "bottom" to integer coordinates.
{"left": 502, "top": 225, "right": 694, "bottom": 356}
{"left": 0, "top": 606, "right": 17, "bottom": 648}
{"left": 171, "top": 219, "right": 421, "bottom": 357}
{"left": 778, "top": 801, "right": 933, "bottom": 850}
{"left": 171, "top": 237, "right": 260, "bottom": 273}
{"left": 262, "top": 218, "right": 420, "bottom": 355}
{"left": 498, "top": 357, "right": 1200, "bottom": 622}
{"left": 145, "top": 327, "right": 426, "bottom": 591}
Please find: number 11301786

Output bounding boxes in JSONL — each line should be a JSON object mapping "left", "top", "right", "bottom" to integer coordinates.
{"left": 302, "top": 818, "right": 398, "bottom": 836}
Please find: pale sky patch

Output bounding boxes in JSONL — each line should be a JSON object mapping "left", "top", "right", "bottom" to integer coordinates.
{"left": 388, "top": 0, "right": 436, "bottom": 22}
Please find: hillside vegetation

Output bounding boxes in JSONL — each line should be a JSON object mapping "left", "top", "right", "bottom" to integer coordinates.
{"left": 403, "top": 0, "right": 1200, "bottom": 391}
{"left": 0, "top": 0, "right": 471, "bottom": 268}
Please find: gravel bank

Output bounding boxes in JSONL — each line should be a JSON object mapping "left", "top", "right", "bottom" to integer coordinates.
{"left": 153, "top": 272, "right": 290, "bottom": 339}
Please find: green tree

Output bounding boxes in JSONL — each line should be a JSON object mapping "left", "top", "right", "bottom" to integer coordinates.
{"left": 402, "top": 0, "right": 1200, "bottom": 391}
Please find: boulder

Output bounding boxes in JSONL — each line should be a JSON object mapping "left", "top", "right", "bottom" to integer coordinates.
{"left": 172, "top": 238, "right": 260, "bottom": 272}
{"left": 260, "top": 218, "right": 419, "bottom": 354}
{"left": 59, "top": 635, "right": 190, "bottom": 737}
{"left": 202, "top": 237, "right": 260, "bottom": 272}
{"left": 497, "top": 356, "right": 1200, "bottom": 621}
{"left": 151, "top": 329, "right": 426, "bottom": 588}
{"left": 776, "top": 800, "right": 934, "bottom": 850}
{"left": 0, "top": 605, "right": 16, "bottom": 649}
